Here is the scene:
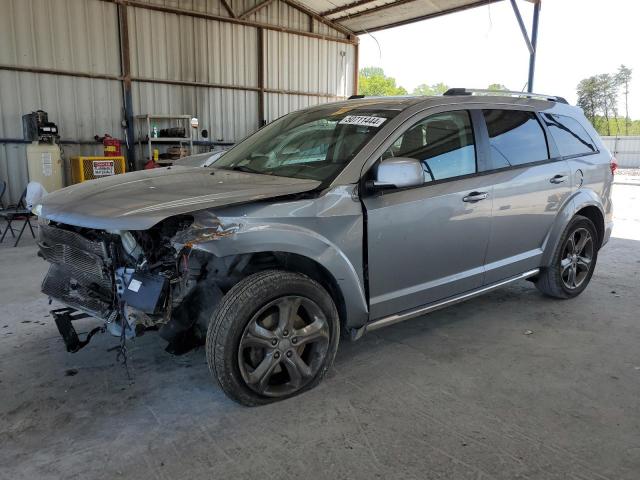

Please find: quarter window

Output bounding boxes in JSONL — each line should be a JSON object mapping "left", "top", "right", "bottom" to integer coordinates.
{"left": 483, "top": 110, "right": 549, "bottom": 167}
{"left": 382, "top": 111, "right": 476, "bottom": 182}
{"left": 542, "top": 113, "right": 597, "bottom": 156}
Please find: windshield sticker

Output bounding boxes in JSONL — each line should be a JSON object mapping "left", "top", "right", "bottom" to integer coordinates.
{"left": 339, "top": 115, "right": 387, "bottom": 128}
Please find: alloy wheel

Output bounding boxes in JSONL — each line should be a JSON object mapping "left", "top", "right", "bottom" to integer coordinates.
{"left": 560, "top": 227, "right": 594, "bottom": 290}
{"left": 238, "top": 296, "right": 330, "bottom": 397}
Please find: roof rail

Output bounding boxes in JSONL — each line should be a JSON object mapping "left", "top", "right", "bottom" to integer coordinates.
{"left": 443, "top": 88, "right": 568, "bottom": 104}
{"left": 348, "top": 94, "right": 365, "bottom": 100}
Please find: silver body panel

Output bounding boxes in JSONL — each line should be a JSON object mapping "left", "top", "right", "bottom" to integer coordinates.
{"left": 364, "top": 174, "right": 493, "bottom": 319}
{"left": 37, "top": 95, "right": 613, "bottom": 332}
{"left": 482, "top": 161, "right": 572, "bottom": 283}
{"left": 38, "top": 167, "right": 320, "bottom": 230}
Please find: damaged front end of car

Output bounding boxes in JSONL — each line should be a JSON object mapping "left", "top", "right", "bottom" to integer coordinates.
{"left": 38, "top": 213, "right": 242, "bottom": 354}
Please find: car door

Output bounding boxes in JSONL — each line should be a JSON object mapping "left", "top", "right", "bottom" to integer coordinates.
{"left": 479, "top": 109, "right": 572, "bottom": 283}
{"left": 362, "top": 109, "right": 493, "bottom": 320}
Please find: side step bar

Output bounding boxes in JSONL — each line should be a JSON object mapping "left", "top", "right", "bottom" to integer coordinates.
{"left": 365, "top": 269, "right": 540, "bottom": 333}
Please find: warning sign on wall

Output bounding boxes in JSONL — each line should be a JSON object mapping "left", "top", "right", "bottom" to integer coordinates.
{"left": 92, "top": 160, "right": 115, "bottom": 177}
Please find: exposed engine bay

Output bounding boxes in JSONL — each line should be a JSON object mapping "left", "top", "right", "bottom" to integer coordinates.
{"left": 37, "top": 215, "right": 247, "bottom": 354}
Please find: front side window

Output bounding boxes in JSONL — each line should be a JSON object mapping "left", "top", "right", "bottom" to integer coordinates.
{"left": 382, "top": 111, "right": 476, "bottom": 182}
{"left": 542, "top": 113, "right": 597, "bottom": 157}
{"left": 214, "top": 108, "right": 398, "bottom": 183}
{"left": 483, "top": 110, "right": 549, "bottom": 167}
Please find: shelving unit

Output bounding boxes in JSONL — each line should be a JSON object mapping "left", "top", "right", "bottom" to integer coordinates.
{"left": 135, "top": 114, "right": 193, "bottom": 166}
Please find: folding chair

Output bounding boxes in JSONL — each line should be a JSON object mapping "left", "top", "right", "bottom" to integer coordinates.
{"left": 0, "top": 187, "right": 36, "bottom": 247}
{"left": 0, "top": 180, "right": 16, "bottom": 240}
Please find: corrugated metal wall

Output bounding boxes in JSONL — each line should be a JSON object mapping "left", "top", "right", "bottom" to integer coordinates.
{"left": 132, "top": 82, "right": 260, "bottom": 142}
{"left": 0, "top": 0, "right": 357, "bottom": 204}
{"left": 0, "top": 0, "right": 122, "bottom": 203}
{"left": 264, "top": 31, "right": 354, "bottom": 95}
{"left": 601, "top": 136, "right": 640, "bottom": 169}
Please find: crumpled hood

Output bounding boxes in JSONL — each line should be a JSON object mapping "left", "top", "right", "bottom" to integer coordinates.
{"left": 39, "top": 166, "right": 321, "bottom": 230}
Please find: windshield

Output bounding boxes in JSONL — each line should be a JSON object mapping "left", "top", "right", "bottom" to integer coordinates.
{"left": 213, "top": 106, "right": 398, "bottom": 183}
{"left": 172, "top": 152, "right": 215, "bottom": 167}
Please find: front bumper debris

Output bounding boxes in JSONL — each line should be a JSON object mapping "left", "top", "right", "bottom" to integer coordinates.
{"left": 52, "top": 307, "right": 105, "bottom": 353}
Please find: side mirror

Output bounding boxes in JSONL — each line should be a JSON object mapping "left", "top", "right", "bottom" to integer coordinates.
{"left": 372, "top": 157, "right": 423, "bottom": 189}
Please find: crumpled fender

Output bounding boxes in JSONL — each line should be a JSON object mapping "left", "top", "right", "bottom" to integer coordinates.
{"left": 184, "top": 215, "right": 369, "bottom": 329}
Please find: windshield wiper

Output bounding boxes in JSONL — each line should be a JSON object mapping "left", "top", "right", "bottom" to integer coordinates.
{"left": 224, "top": 165, "right": 268, "bottom": 175}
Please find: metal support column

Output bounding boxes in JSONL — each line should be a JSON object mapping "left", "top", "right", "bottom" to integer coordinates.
{"left": 117, "top": 4, "right": 136, "bottom": 171}
{"left": 510, "top": 0, "right": 541, "bottom": 93}
{"left": 257, "top": 27, "right": 266, "bottom": 127}
{"left": 527, "top": 0, "right": 541, "bottom": 93}
{"left": 353, "top": 40, "right": 359, "bottom": 96}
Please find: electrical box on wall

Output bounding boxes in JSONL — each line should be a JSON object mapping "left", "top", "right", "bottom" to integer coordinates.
{"left": 22, "top": 110, "right": 59, "bottom": 143}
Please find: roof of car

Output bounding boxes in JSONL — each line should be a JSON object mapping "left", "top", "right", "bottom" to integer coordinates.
{"left": 313, "top": 94, "right": 569, "bottom": 113}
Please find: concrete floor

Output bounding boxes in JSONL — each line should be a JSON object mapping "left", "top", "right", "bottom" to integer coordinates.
{"left": 1, "top": 182, "right": 639, "bottom": 480}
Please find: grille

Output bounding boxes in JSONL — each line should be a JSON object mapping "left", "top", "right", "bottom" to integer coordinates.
{"left": 42, "top": 264, "right": 112, "bottom": 318}
{"left": 38, "top": 224, "right": 111, "bottom": 289}
{"left": 38, "top": 224, "right": 114, "bottom": 317}
{"left": 39, "top": 224, "right": 108, "bottom": 258}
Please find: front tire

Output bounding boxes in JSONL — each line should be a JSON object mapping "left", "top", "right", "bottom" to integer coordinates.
{"left": 535, "top": 215, "right": 598, "bottom": 299}
{"left": 206, "top": 270, "right": 340, "bottom": 406}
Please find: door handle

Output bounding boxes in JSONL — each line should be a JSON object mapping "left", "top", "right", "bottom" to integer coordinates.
{"left": 550, "top": 174, "right": 568, "bottom": 184}
{"left": 462, "top": 191, "right": 488, "bottom": 202}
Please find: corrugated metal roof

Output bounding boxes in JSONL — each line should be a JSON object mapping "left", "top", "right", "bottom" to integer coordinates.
{"left": 301, "top": 0, "right": 501, "bottom": 34}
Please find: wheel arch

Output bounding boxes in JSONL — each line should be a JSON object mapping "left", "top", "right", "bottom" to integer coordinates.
{"left": 541, "top": 191, "right": 606, "bottom": 267}
{"left": 574, "top": 205, "right": 605, "bottom": 248}
{"left": 246, "top": 251, "right": 349, "bottom": 334}
{"left": 189, "top": 225, "right": 369, "bottom": 332}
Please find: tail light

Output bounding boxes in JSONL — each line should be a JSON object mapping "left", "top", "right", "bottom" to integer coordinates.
{"left": 610, "top": 156, "right": 618, "bottom": 174}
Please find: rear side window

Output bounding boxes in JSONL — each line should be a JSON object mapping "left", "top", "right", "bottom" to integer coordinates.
{"left": 483, "top": 110, "right": 549, "bottom": 167}
{"left": 383, "top": 110, "right": 476, "bottom": 182}
{"left": 542, "top": 113, "right": 597, "bottom": 156}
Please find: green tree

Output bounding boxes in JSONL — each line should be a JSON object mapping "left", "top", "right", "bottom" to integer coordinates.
{"left": 359, "top": 66, "right": 384, "bottom": 78}
{"left": 412, "top": 82, "right": 449, "bottom": 96}
{"left": 596, "top": 73, "right": 619, "bottom": 135}
{"left": 487, "top": 83, "right": 509, "bottom": 91}
{"left": 577, "top": 74, "right": 620, "bottom": 135}
{"left": 358, "top": 67, "right": 407, "bottom": 96}
{"left": 616, "top": 65, "right": 632, "bottom": 135}
{"left": 577, "top": 76, "right": 599, "bottom": 125}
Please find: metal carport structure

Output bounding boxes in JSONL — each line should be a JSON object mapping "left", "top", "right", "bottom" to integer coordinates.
{"left": 0, "top": 0, "right": 542, "bottom": 204}
{"left": 299, "top": 0, "right": 543, "bottom": 93}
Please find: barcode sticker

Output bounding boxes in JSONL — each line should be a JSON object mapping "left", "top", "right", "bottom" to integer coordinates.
{"left": 339, "top": 115, "right": 387, "bottom": 128}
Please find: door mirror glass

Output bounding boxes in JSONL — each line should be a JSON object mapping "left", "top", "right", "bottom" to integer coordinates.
{"left": 373, "top": 157, "right": 424, "bottom": 189}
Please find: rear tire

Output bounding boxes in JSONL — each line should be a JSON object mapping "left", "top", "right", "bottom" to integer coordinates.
{"left": 535, "top": 215, "right": 598, "bottom": 299}
{"left": 206, "top": 270, "right": 340, "bottom": 406}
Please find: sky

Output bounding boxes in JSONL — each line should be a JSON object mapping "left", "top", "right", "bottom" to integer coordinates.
{"left": 358, "top": 0, "right": 640, "bottom": 118}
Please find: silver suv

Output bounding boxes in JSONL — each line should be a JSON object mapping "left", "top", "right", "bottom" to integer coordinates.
{"left": 35, "top": 90, "right": 614, "bottom": 405}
